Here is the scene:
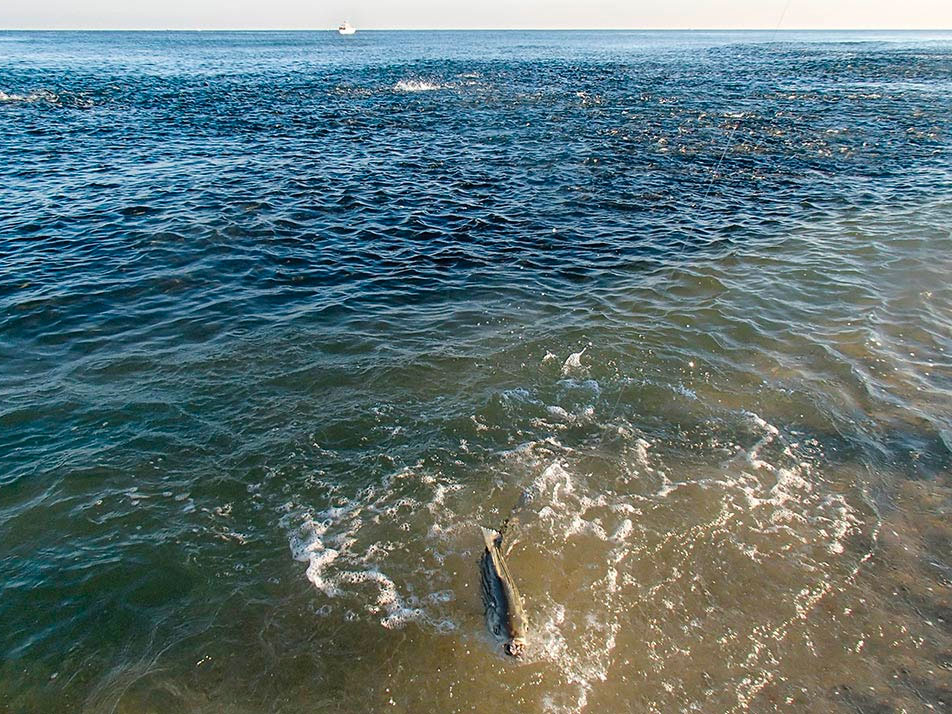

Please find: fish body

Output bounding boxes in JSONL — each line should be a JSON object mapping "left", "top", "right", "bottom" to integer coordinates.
{"left": 480, "top": 526, "right": 528, "bottom": 657}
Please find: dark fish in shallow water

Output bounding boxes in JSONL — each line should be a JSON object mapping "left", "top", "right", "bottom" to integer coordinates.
{"left": 480, "top": 526, "right": 528, "bottom": 657}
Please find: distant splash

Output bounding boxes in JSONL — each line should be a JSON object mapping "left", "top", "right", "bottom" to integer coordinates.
{"left": 394, "top": 79, "right": 443, "bottom": 93}
{"left": 0, "top": 89, "right": 58, "bottom": 104}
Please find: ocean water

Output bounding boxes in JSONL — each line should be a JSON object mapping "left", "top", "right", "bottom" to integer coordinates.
{"left": 1, "top": 29, "right": 951, "bottom": 713}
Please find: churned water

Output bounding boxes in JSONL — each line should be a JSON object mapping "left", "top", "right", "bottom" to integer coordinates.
{"left": 1, "top": 29, "right": 951, "bottom": 713}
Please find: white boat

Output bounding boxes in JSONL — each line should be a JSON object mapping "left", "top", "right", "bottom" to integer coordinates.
{"left": 338, "top": 21, "right": 356, "bottom": 35}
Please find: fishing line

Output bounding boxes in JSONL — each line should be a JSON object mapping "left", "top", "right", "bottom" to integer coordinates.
{"left": 681, "top": 0, "right": 793, "bottom": 254}
{"left": 604, "top": 0, "right": 795, "bottom": 429}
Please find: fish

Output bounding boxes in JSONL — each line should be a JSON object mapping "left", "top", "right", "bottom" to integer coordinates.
{"left": 479, "top": 526, "right": 528, "bottom": 657}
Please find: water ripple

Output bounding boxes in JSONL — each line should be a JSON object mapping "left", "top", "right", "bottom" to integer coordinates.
{"left": 1, "top": 29, "right": 951, "bottom": 714}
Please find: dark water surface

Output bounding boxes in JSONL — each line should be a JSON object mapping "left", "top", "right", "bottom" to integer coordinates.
{"left": 1, "top": 30, "right": 951, "bottom": 713}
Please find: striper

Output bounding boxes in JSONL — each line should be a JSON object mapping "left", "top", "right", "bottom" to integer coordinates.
{"left": 480, "top": 526, "right": 528, "bottom": 657}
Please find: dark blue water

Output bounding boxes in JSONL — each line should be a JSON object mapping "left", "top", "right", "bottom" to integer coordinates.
{"left": 1, "top": 30, "right": 951, "bottom": 714}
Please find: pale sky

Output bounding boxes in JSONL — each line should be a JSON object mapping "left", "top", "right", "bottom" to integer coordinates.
{"left": 2, "top": 0, "right": 950, "bottom": 30}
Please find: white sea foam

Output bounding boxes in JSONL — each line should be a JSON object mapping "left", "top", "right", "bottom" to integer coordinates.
{"left": 633, "top": 437, "right": 653, "bottom": 472}
{"left": 285, "top": 401, "right": 868, "bottom": 713}
{"left": 561, "top": 347, "right": 587, "bottom": 375}
{"left": 394, "top": 80, "right": 442, "bottom": 92}
{"left": 287, "top": 465, "right": 464, "bottom": 632}
{"left": 673, "top": 383, "right": 697, "bottom": 399}
{"left": 0, "top": 89, "right": 57, "bottom": 104}
{"left": 516, "top": 409, "right": 867, "bottom": 712}
{"left": 518, "top": 457, "right": 632, "bottom": 713}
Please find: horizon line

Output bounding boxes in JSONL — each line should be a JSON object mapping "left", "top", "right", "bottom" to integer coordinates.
{"left": 3, "top": 27, "right": 952, "bottom": 32}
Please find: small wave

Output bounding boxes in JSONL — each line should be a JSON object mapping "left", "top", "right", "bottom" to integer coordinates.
{"left": 394, "top": 80, "right": 442, "bottom": 93}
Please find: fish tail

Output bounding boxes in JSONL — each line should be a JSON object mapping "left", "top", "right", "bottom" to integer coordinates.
{"left": 480, "top": 525, "right": 502, "bottom": 550}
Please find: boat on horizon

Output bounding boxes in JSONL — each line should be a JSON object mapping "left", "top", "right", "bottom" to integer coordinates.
{"left": 338, "top": 21, "right": 356, "bottom": 35}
